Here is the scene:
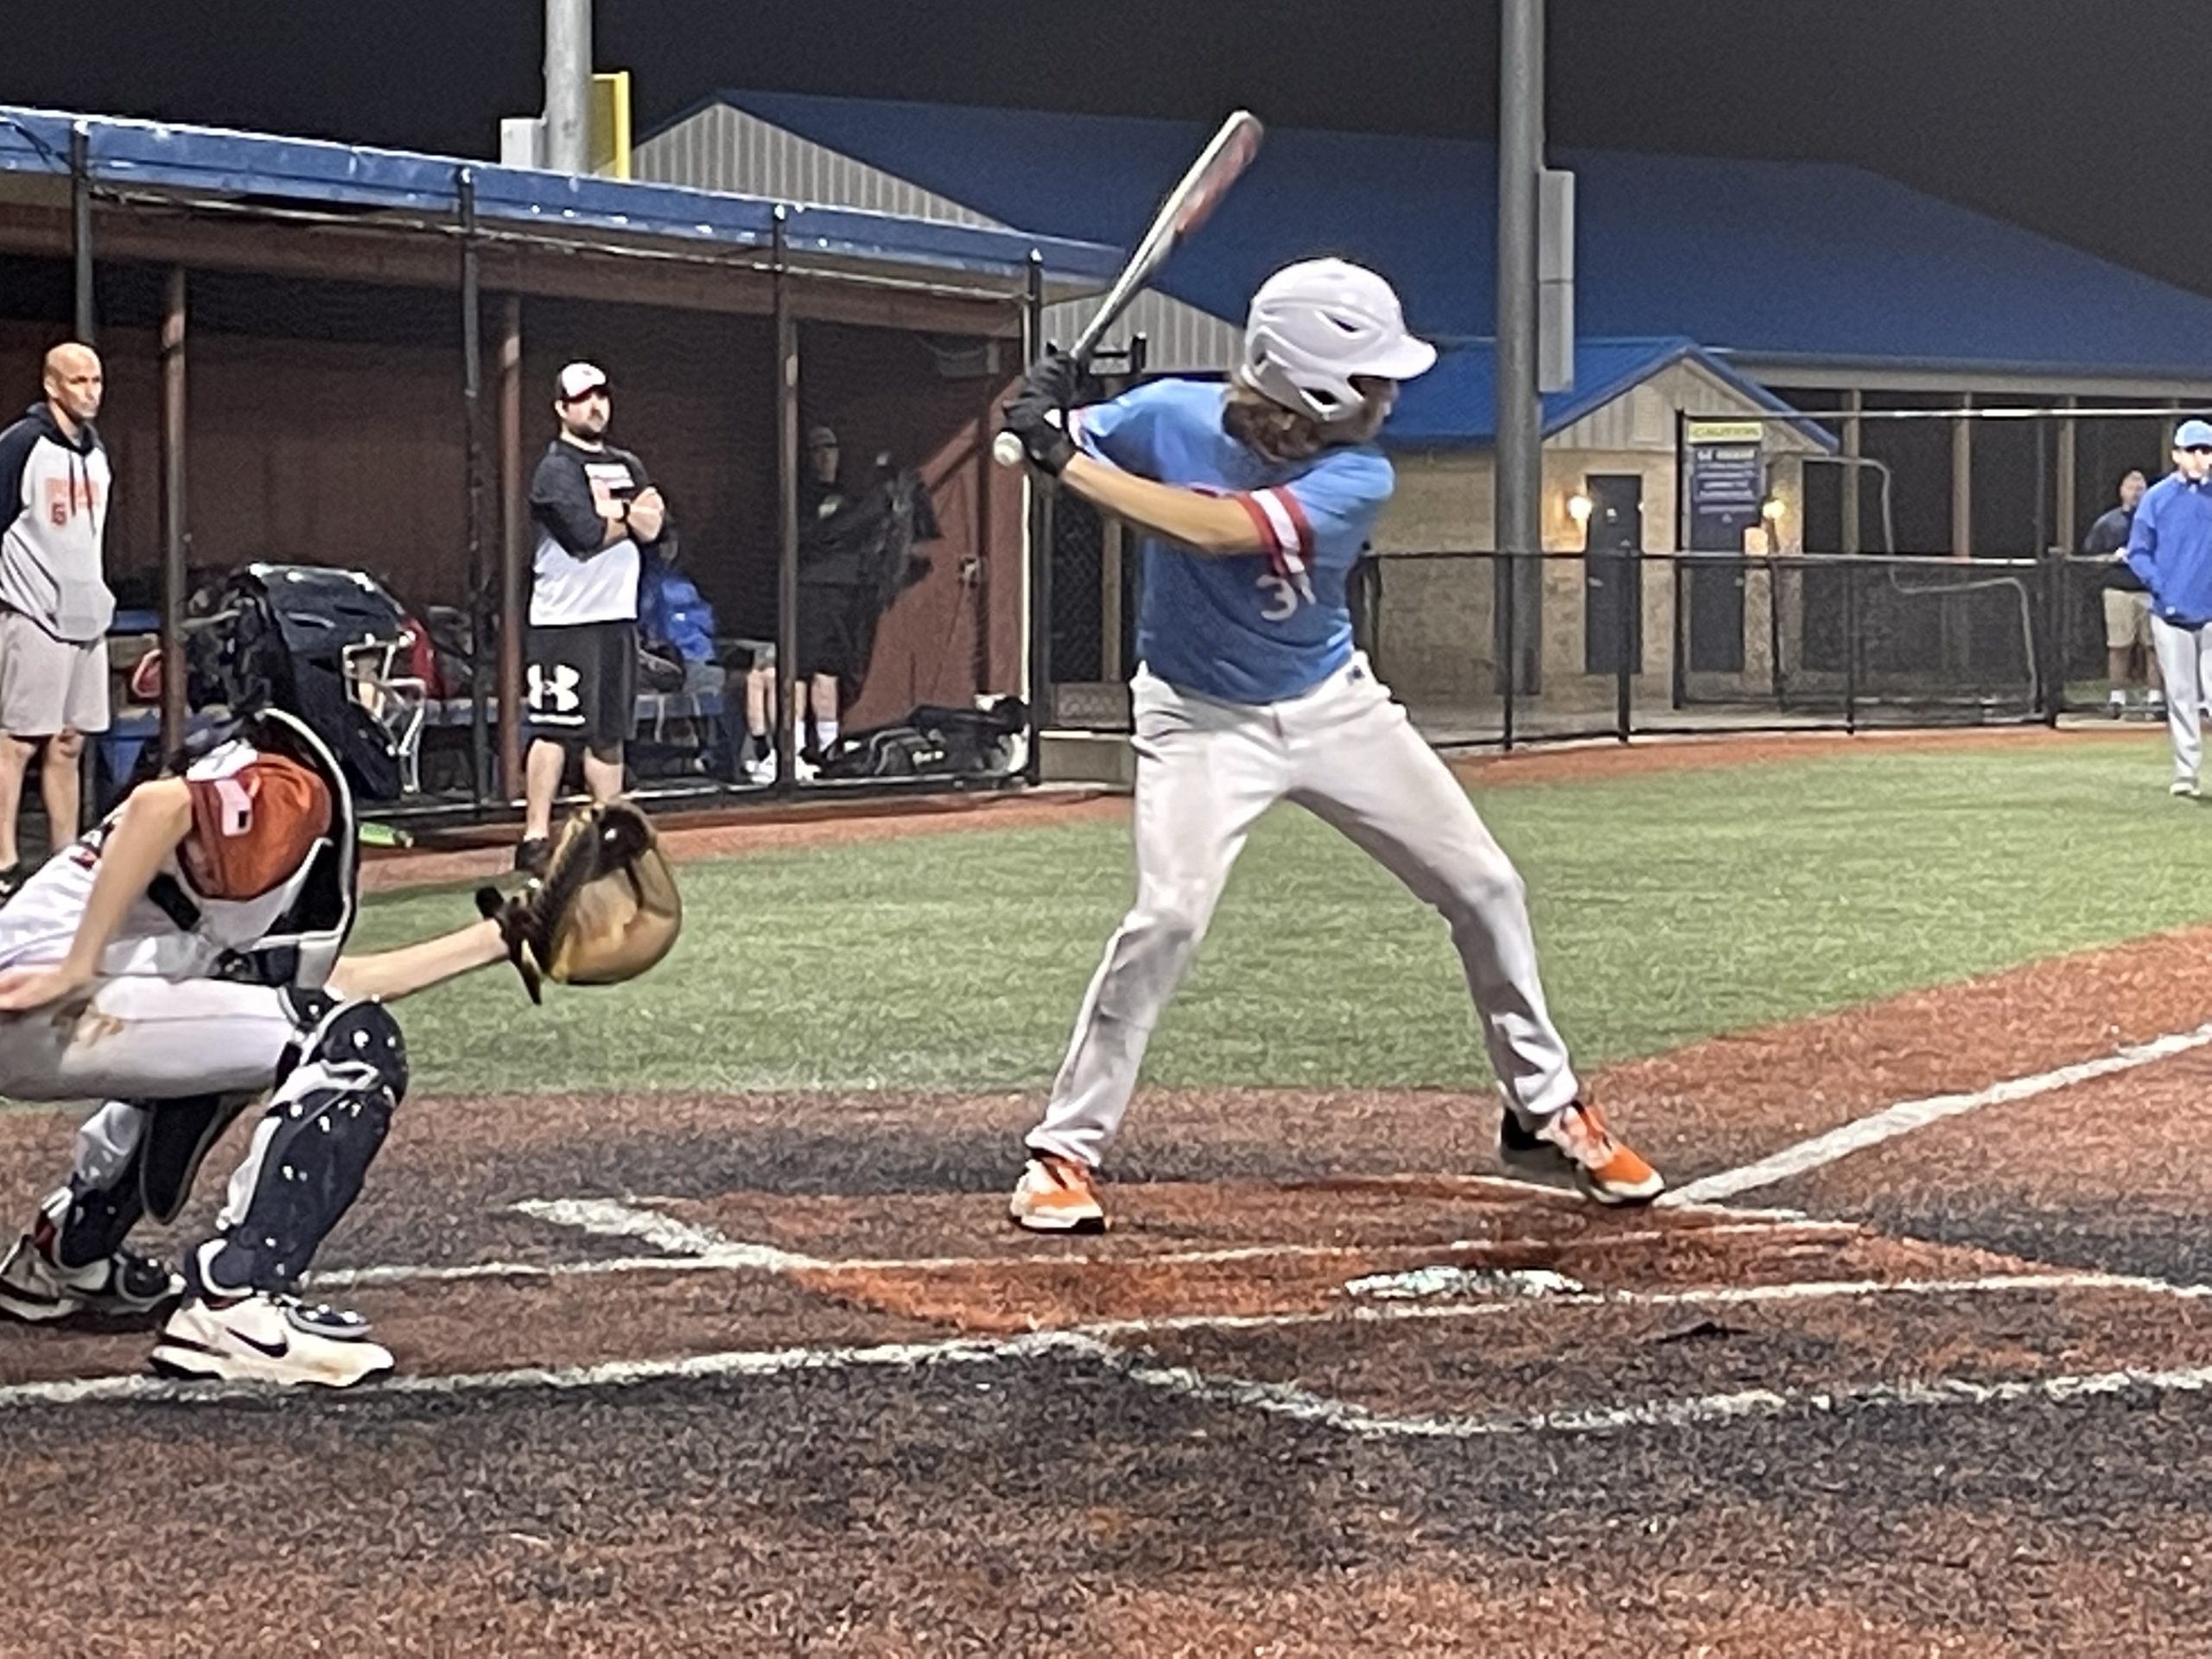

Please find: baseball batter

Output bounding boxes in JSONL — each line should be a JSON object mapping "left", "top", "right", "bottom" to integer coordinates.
{"left": 0, "top": 711, "right": 523, "bottom": 1385}
{"left": 997, "top": 257, "right": 1662, "bottom": 1233}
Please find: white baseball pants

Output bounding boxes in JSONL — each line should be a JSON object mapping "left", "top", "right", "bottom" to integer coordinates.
{"left": 0, "top": 976, "right": 301, "bottom": 1103}
{"left": 2151, "top": 615, "right": 2212, "bottom": 784}
{"left": 1027, "top": 655, "right": 1580, "bottom": 1168}
{"left": 3, "top": 976, "right": 300, "bottom": 1268}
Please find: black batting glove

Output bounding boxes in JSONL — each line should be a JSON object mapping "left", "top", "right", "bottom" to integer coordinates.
{"left": 1001, "top": 350, "right": 1081, "bottom": 476}
{"left": 1020, "top": 349, "right": 1081, "bottom": 406}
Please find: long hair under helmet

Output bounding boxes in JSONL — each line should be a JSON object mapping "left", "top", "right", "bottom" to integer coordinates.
{"left": 1236, "top": 257, "right": 1438, "bottom": 424}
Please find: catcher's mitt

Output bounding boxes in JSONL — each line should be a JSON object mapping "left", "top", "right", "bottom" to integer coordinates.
{"left": 475, "top": 801, "right": 682, "bottom": 1004}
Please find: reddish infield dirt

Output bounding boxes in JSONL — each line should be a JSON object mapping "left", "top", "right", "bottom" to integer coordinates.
{"left": 359, "top": 788, "right": 1128, "bottom": 893}
{"left": 8, "top": 832, "right": 2212, "bottom": 1653}
{"left": 1445, "top": 720, "right": 2147, "bottom": 787}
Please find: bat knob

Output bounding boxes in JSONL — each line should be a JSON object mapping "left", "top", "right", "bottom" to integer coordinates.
{"left": 991, "top": 430, "right": 1027, "bottom": 468}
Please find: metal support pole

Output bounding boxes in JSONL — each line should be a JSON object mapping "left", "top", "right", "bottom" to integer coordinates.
{"left": 69, "top": 123, "right": 94, "bottom": 346}
{"left": 543, "top": 0, "right": 591, "bottom": 175}
{"left": 1499, "top": 552, "right": 1517, "bottom": 753}
{"left": 1768, "top": 554, "right": 1786, "bottom": 711}
{"left": 1840, "top": 389, "right": 1863, "bottom": 556}
{"left": 1946, "top": 395, "right": 1974, "bottom": 683}
{"left": 1673, "top": 410, "right": 1688, "bottom": 552}
{"left": 71, "top": 121, "right": 99, "bottom": 812}
{"left": 2054, "top": 397, "right": 2081, "bottom": 722}
{"left": 2055, "top": 397, "right": 2078, "bottom": 556}
{"left": 1100, "top": 520, "right": 1124, "bottom": 684}
{"left": 1616, "top": 548, "right": 1633, "bottom": 742}
{"left": 1843, "top": 557, "right": 1859, "bottom": 734}
{"left": 497, "top": 295, "right": 525, "bottom": 799}
{"left": 460, "top": 168, "right": 489, "bottom": 807}
{"left": 1951, "top": 396, "right": 1974, "bottom": 560}
{"left": 1670, "top": 554, "right": 1688, "bottom": 713}
{"left": 1495, "top": 0, "right": 1545, "bottom": 697}
{"left": 2034, "top": 413, "right": 2061, "bottom": 727}
{"left": 772, "top": 208, "right": 801, "bottom": 797}
{"left": 1022, "top": 250, "right": 1049, "bottom": 786}
{"left": 158, "top": 268, "right": 187, "bottom": 753}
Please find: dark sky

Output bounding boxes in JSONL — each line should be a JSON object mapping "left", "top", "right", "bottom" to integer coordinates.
{"left": 4, "top": 1, "right": 2199, "bottom": 292}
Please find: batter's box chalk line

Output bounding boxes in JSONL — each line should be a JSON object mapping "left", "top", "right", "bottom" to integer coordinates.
{"left": 1663, "top": 1016, "right": 2212, "bottom": 1207}
{"left": 5, "top": 1274, "right": 2209, "bottom": 1425}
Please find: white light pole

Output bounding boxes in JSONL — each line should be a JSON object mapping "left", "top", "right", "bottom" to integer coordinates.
{"left": 543, "top": 0, "right": 592, "bottom": 175}
{"left": 1496, "top": 0, "right": 1546, "bottom": 690}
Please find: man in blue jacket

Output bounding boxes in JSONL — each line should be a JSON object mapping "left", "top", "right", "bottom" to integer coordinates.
{"left": 2126, "top": 419, "right": 2212, "bottom": 796}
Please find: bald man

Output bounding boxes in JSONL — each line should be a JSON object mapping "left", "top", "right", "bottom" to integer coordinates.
{"left": 0, "top": 345, "right": 116, "bottom": 898}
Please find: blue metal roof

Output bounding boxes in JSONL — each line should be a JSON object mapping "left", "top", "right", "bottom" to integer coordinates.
{"left": 0, "top": 105, "right": 1122, "bottom": 287}
{"left": 696, "top": 92, "right": 2212, "bottom": 378}
{"left": 1387, "top": 337, "right": 1835, "bottom": 452}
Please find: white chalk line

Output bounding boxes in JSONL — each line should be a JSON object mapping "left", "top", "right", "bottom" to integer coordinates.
{"left": 4, "top": 1269, "right": 2202, "bottom": 1413}
{"left": 1664, "top": 1017, "right": 2212, "bottom": 1206}
{"left": 505, "top": 1198, "right": 815, "bottom": 1271}
{"left": 1105, "top": 1351, "right": 2212, "bottom": 1440}
{"left": 0, "top": 1330, "right": 1100, "bottom": 1409}
{"left": 1072, "top": 1269, "right": 2212, "bottom": 1338}
{"left": 313, "top": 1197, "right": 1852, "bottom": 1291}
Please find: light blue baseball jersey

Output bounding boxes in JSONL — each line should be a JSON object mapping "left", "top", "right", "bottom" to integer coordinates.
{"left": 1073, "top": 379, "right": 1395, "bottom": 704}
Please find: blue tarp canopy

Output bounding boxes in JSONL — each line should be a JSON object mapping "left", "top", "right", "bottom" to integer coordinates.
{"left": 0, "top": 105, "right": 1122, "bottom": 289}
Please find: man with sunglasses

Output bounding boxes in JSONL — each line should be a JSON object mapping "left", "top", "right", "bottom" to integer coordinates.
{"left": 516, "top": 362, "right": 671, "bottom": 873}
{"left": 2126, "top": 420, "right": 2212, "bottom": 797}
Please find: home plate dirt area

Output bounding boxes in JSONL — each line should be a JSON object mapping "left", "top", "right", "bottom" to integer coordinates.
{"left": 3, "top": 933, "right": 2212, "bottom": 1655}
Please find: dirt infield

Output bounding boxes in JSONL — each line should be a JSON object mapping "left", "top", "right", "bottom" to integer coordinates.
{"left": 1444, "top": 720, "right": 2147, "bottom": 787}
{"left": 3, "top": 893, "right": 2210, "bottom": 1653}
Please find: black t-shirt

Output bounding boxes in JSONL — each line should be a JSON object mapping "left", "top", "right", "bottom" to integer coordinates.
{"left": 798, "top": 473, "right": 862, "bottom": 587}
{"left": 2083, "top": 504, "right": 2143, "bottom": 592}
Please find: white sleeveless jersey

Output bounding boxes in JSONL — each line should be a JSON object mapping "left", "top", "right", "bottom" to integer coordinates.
{"left": 0, "top": 741, "right": 328, "bottom": 979}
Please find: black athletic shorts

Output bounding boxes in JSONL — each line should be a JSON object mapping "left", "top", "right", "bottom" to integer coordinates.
{"left": 525, "top": 619, "right": 637, "bottom": 750}
{"left": 797, "top": 586, "right": 867, "bottom": 679}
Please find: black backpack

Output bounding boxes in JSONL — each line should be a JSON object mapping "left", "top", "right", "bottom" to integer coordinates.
{"left": 817, "top": 697, "right": 1027, "bottom": 780}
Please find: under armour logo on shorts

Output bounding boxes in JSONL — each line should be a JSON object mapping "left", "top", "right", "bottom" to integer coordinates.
{"left": 528, "top": 664, "right": 582, "bottom": 713}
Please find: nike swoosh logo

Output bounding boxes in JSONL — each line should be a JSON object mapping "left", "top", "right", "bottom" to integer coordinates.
{"left": 232, "top": 1329, "right": 289, "bottom": 1359}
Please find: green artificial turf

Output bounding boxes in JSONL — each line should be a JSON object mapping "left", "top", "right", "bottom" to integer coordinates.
{"left": 351, "top": 736, "right": 2207, "bottom": 1096}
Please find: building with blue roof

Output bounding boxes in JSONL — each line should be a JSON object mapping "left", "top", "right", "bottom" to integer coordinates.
{"left": 636, "top": 92, "right": 2212, "bottom": 735}
{"left": 643, "top": 92, "right": 2212, "bottom": 391}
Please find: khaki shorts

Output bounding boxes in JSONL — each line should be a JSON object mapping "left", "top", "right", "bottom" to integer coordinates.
{"left": 0, "top": 609, "right": 109, "bottom": 736}
{"left": 2104, "top": 588, "right": 2154, "bottom": 652}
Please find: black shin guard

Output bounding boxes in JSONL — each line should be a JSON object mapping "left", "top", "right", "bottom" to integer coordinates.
{"left": 194, "top": 1001, "right": 408, "bottom": 1297}
{"left": 42, "top": 1166, "right": 146, "bottom": 1272}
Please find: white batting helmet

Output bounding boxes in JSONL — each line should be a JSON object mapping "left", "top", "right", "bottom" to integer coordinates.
{"left": 1237, "top": 257, "right": 1437, "bottom": 423}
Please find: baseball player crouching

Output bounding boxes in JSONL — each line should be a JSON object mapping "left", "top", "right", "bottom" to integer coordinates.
{"left": 997, "top": 257, "right": 1663, "bottom": 1234}
{"left": 0, "top": 709, "right": 679, "bottom": 1387}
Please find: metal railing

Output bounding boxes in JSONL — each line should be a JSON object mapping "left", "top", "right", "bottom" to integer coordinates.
{"left": 1203, "top": 548, "right": 2140, "bottom": 750}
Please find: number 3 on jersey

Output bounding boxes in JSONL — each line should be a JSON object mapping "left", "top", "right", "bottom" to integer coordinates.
{"left": 1257, "top": 573, "right": 1303, "bottom": 621}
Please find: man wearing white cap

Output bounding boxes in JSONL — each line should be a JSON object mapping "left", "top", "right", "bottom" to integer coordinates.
{"left": 2126, "top": 419, "right": 2212, "bottom": 797}
{"left": 517, "top": 362, "right": 671, "bottom": 872}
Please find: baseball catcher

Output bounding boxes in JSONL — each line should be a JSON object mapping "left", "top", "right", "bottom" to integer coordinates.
{"left": 0, "top": 709, "right": 681, "bottom": 1388}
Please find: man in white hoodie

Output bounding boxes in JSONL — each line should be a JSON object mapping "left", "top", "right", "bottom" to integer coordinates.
{"left": 0, "top": 344, "right": 115, "bottom": 898}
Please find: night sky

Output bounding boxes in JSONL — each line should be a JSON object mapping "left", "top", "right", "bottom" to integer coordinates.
{"left": 2, "top": 1, "right": 2198, "bottom": 294}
